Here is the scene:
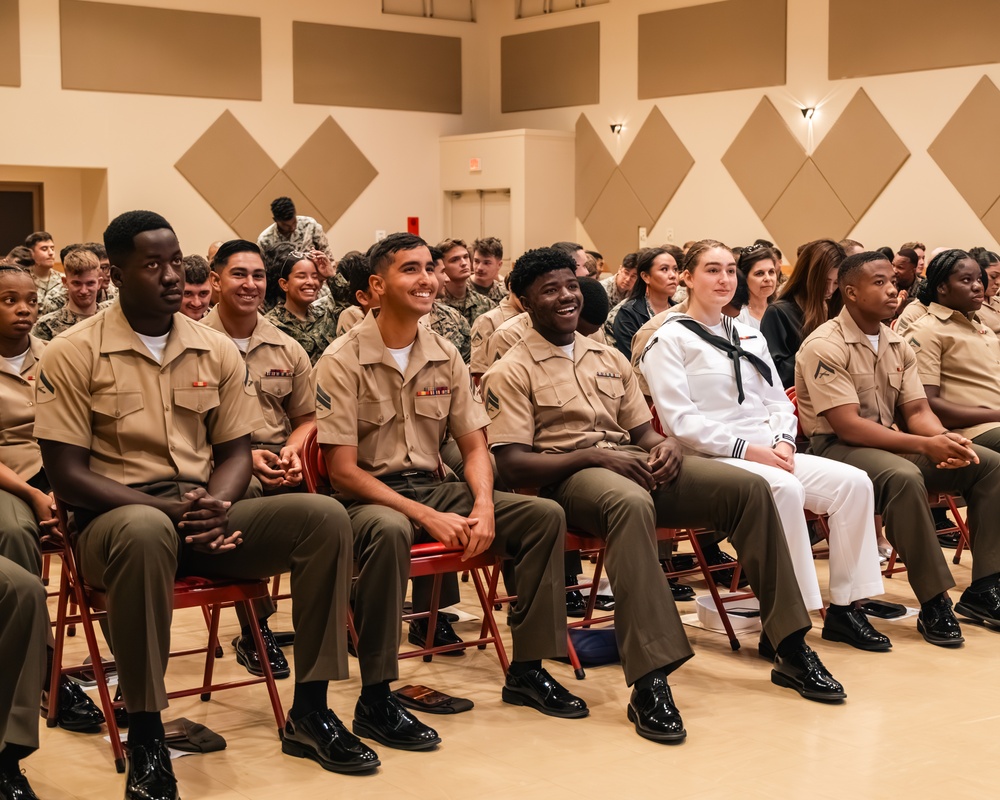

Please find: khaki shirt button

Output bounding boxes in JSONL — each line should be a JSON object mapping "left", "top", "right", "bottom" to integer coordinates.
{"left": 169, "top": 445, "right": 175, "bottom": 452}
{"left": 197, "top": 404, "right": 203, "bottom": 411}
{"left": 164, "top": 406, "right": 170, "bottom": 412}
{"left": 378, "top": 416, "right": 384, "bottom": 423}
{"left": 114, "top": 410, "right": 121, "bottom": 418}
{"left": 27, "top": 401, "right": 33, "bottom": 407}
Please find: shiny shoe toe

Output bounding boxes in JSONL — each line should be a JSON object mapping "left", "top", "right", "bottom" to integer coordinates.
{"left": 627, "top": 677, "right": 686, "bottom": 743}
{"left": 771, "top": 646, "right": 846, "bottom": 702}
{"left": 955, "top": 583, "right": 1000, "bottom": 630}
{"left": 125, "top": 740, "right": 178, "bottom": 800}
{"left": 407, "top": 617, "right": 465, "bottom": 656}
{"left": 918, "top": 597, "right": 965, "bottom": 646}
{"left": 353, "top": 694, "right": 441, "bottom": 751}
{"left": 502, "top": 668, "right": 589, "bottom": 719}
{"left": 821, "top": 608, "right": 892, "bottom": 651}
{"left": 232, "top": 621, "right": 290, "bottom": 679}
{"left": 0, "top": 770, "right": 39, "bottom": 800}
{"left": 41, "top": 678, "right": 105, "bottom": 733}
{"left": 281, "top": 710, "right": 380, "bottom": 774}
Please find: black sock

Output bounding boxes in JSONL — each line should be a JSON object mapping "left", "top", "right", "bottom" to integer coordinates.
{"left": 921, "top": 592, "right": 949, "bottom": 611}
{"left": 508, "top": 659, "right": 541, "bottom": 676}
{"left": 290, "top": 680, "right": 328, "bottom": 721}
{"left": 126, "top": 711, "right": 164, "bottom": 747}
{"left": 634, "top": 668, "right": 667, "bottom": 692}
{"left": 970, "top": 574, "right": 1000, "bottom": 592}
{"left": 359, "top": 680, "right": 391, "bottom": 705}
{"left": 0, "top": 743, "right": 34, "bottom": 776}
{"left": 828, "top": 604, "right": 851, "bottom": 614}
{"left": 776, "top": 629, "right": 807, "bottom": 658}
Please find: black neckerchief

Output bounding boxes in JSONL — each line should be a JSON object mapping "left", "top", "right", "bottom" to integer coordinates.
{"left": 673, "top": 317, "right": 772, "bottom": 404}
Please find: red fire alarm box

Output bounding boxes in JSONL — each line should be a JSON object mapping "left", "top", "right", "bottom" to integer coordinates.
{"left": 407, "top": 217, "right": 420, "bottom": 235}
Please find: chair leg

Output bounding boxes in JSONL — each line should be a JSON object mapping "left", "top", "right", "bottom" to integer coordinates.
{"left": 242, "top": 600, "right": 284, "bottom": 733}
{"left": 41, "top": 552, "right": 51, "bottom": 587}
{"left": 79, "top": 598, "right": 125, "bottom": 773}
{"left": 47, "top": 567, "right": 71, "bottom": 728}
{"left": 947, "top": 496, "right": 970, "bottom": 565}
{"left": 581, "top": 549, "right": 604, "bottom": 629}
{"left": 688, "top": 530, "right": 741, "bottom": 651}
{"left": 470, "top": 567, "right": 509, "bottom": 674}
{"left": 422, "top": 574, "right": 444, "bottom": 662}
{"left": 566, "top": 632, "right": 585, "bottom": 680}
{"left": 477, "top": 564, "right": 503, "bottom": 647}
{"left": 200, "top": 604, "right": 222, "bottom": 701}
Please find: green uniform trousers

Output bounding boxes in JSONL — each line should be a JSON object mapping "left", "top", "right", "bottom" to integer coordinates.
{"left": 76, "top": 483, "right": 353, "bottom": 713}
{"left": 543, "top": 451, "right": 811, "bottom": 686}
{"left": 0, "top": 489, "right": 43, "bottom": 577}
{"left": 346, "top": 476, "right": 566, "bottom": 686}
{"left": 811, "top": 435, "right": 1000, "bottom": 602}
{"left": 0, "top": 556, "right": 47, "bottom": 753}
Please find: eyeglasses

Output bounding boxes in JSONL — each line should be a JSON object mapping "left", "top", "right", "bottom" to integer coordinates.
{"left": 277, "top": 251, "right": 312, "bottom": 275}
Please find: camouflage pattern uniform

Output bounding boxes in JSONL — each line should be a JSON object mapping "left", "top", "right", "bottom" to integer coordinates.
{"left": 256, "top": 215, "right": 334, "bottom": 261}
{"left": 422, "top": 301, "right": 471, "bottom": 364}
{"left": 32, "top": 300, "right": 112, "bottom": 341}
{"left": 439, "top": 286, "right": 496, "bottom": 328}
{"left": 39, "top": 279, "right": 118, "bottom": 316}
{"left": 600, "top": 273, "right": 629, "bottom": 307}
{"left": 33, "top": 272, "right": 64, "bottom": 315}
{"left": 265, "top": 298, "right": 345, "bottom": 365}
{"left": 471, "top": 279, "right": 508, "bottom": 305}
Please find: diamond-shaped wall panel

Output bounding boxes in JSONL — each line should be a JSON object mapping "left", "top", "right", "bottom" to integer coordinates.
{"left": 812, "top": 89, "right": 909, "bottom": 221}
{"left": 929, "top": 76, "right": 1000, "bottom": 218}
{"left": 619, "top": 107, "right": 694, "bottom": 222}
{"left": 582, "top": 169, "right": 654, "bottom": 267}
{"left": 764, "top": 161, "right": 854, "bottom": 257}
{"left": 175, "top": 111, "right": 279, "bottom": 225}
{"left": 575, "top": 114, "right": 617, "bottom": 222}
{"left": 231, "top": 171, "right": 330, "bottom": 242}
{"left": 980, "top": 196, "right": 1000, "bottom": 244}
{"left": 283, "top": 117, "right": 378, "bottom": 228}
{"left": 723, "top": 97, "right": 807, "bottom": 220}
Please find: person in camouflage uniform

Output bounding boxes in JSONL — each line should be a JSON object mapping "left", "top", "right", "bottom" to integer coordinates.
{"left": 32, "top": 249, "right": 110, "bottom": 340}
{"left": 600, "top": 251, "right": 639, "bottom": 307}
{"left": 423, "top": 301, "right": 471, "bottom": 363}
{"left": 256, "top": 196, "right": 334, "bottom": 261}
{"left": 32, "top": 300, "right": 112, "bottom": 341}
{"left": 471, "top": 237, "right": 509, "bottom": 305}
{"left": 436, "top": 238, "right": 496, "bottom": 326}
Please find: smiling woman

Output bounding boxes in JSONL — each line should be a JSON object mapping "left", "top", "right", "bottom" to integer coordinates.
{"left": 265, "top": 252, "right": 344, "bottom": 364}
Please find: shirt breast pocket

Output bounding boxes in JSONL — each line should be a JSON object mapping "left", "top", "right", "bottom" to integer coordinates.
{"left": 357, "top": 399, "right": 397, "bottom": 462}
{"left": 91, "top": 390, "right": 145, "bottom": 453}
{"left": 414, "top": 394, "right": 449, "bottom": 454}
{"left": 534, "top": 382, "right": 574, "bottom": 433}
{"left": 173, "top": 387, "right": 221, "bottom": 451}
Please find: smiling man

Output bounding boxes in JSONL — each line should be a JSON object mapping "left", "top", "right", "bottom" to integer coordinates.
{"left": 35, "top": 211, "right": 373, "bottom": 800}
{"left": 316, "top": 232, "right": 576, "bottom": 755}
{"left": 797, "top": 251, "right": 1000, "bottom": 645}
{"left": 32, "top": 248, "right": 109, "bottom": 340}
{"left": 471, "top": 237, "right": 508, "bottom": 303}
{"left": 436, "top": 237, "right": 496, "bottom": 326}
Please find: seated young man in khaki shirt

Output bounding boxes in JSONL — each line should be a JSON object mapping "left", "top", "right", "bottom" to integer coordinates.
{"left": 316, "top": 233, "right": 578, "bottom": 755}
{"left": 35, "top": 211, "right": 375, "bottom": 800}
{"left": 483, "top": 248, "right": 845, "bottom": 746}
{"left": 797, "top": 251, "right": 1000, "bottom": 646}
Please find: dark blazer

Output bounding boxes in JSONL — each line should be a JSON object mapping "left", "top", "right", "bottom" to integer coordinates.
{"left": 612, "top": 297, "right": 653, "bottom": 361}
{"left": 760, "top": 298, "right": 804, "bottom": 389}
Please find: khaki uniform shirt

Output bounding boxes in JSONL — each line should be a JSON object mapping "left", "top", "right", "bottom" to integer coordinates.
{"left": 439, "top": 285, "right": 496, "bottom": 328}
{"left": 795, "top": 307, "right": 925, "bottom": 437}
{"left": 974, "top": 300, "right": 1000, "bottom": 335}
{"left": 630, "top": 308, "right": 685, "bottom": 397}
{"left": 201, "top": 309, "right": 314, "bottom": 447}
{"left": 33, "top": 303, "right": 263, "bottom": 487}
{"left": 32, "top": 301, "right": 113, "bottom": 341}
{"left": 265, "top": 299, "right": 345, "bottom": 365}
{"left": 893, "top": 300, "right": 928, "bottom": 336}
{"left": 336, "top": 305, "right": 365, "bottom": 337}
{"left": 486, "top": 312, "right": 531, "bottom": 366}
{"left": 905, "top": 302, "right": 1000, "bottom": 440}
{"left": 0, "top": 336, "right": 46, "bottom": 480}
{"left": 482, "top": 327, "right": 651, "bottom": 454}
{"left": 315, "top": 312, "right": 488, "bottom": 480}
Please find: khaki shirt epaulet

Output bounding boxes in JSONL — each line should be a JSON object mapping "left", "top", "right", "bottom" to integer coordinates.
{"left": 893, "top": 300, "right": 929, "bottom": 337}
{"left": 201, "top": 308, "right": 314, "bottom": 447}
{"left": 33, "top": 303, "right": 264, "bottom": 487}
{"left": 0, "top": 336, "right": 47, "bottom": 480}
{"left": 482, "top": 327, "right": 651, "bottom": 454}
{"left": 486, "top": 312, "right": 531, "bottom": 365}
{"left": 336, "top": 305, "right": 366, "bottom": 337}
{"left": 470, "top": 296, "right": 521, "bottom": 375}
{"left": 314, "top": 312, "right": 488, "bottom": 481}
{"left": 795, "top": 307, "right": 925, "bottom": 437}
{"left": 630, "top": 308, "right": 676, "bottom": 397}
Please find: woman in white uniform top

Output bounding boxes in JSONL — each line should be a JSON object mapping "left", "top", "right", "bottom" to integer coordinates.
{"left": 640, "top": 240, "right": 890, "bottom": 653}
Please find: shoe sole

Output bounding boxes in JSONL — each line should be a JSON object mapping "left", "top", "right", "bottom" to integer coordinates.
{"left": 501, "top": 686, "right": 590, "bottom": 719}
{"left": 770, "top": 670, "right": 846, "bottom": 702}
{"left": 626, "top": 705, "right": 686, "bottom": 743}
{"left": 281, "top": 738, "right": 380, "bottom": 773}
{"left": 954, "top": 602, "right": 1000, "bottom": 631}
{"left": 351, "top": 719, "right": 441, "bottom": 751}
{"left": 916, "top": 619, "right": 965, "bottom": 647}
{"left": 233, "top": 644, "right": 291, "bottom": 679}
{"left": 406, "top": 636, "right": 465, "bottom": 656}
{"left": 820, "top": 629, "right": 892, "bottom": 652}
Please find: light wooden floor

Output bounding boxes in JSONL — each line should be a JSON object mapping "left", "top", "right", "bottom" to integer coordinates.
{"left": 27, "top": 548, "right": 998, "bottom": 800}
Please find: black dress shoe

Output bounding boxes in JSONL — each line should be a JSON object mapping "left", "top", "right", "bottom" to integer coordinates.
{"left": 353, "top": 694, "right": 441, "bottom": 751}
{"left": 955, "top": 582, "right": 1000, "bottom": 630}
{"left": 0, "top": 770, "right": 38, "bottom": 800}
{"left": 701, "top": 546, "right": 750, "bottom": 589}
{"left": 669, "top": 578, "right": 696, "bottom": 602}
{"left": 40, "top": 677, "right": 105, "bottom": 733}
{"left": 938, "top": 531, "right": 962, "bottom": 549}
{"left": 232, "top": 620, "right": 290, "bottom": 679}
{"left": 282, "top": 710, "right": 380, "bottom": 774}
{"left": 125, "top": 740, "right": 178, "bottom": 800}
{"left": 771, "top": 645, "right": 846, "bottom": 702}
{"left": 627, "top": 676, "right": 686, "bottom": 743}
{"left": 917, "top": 596, "right": 965, "bottom": 646}
{"left": 407, "top": 617, "right": 465, "bottom": 656}
{"left": 502, "top": 667, "right": 589, "bottom": 719}
{"left": 566, "top": 588, "right": 588, "bottom": 618}
{"left": 821, "top": 607, "right": 892, "bottom": 651}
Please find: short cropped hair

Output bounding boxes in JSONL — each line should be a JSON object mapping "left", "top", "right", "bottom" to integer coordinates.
{"left": 210, "top": 239, "right": 261, "bottom": 272}
{"left": 838, "top": 251, "right": 890, "bottom": 286}
{"left": 103, "top": 210, "right": 174, "bottom": 267}
{"left": 270, "top": 196, "right": 296, "bottom": 221}
{"left": 63, "top": 248, "right": 100, "bottom": 277}
{"left": 369, "top": 232, "right": 429, "bottom": 274}
{"left": 550, "top": 241, "right": 583, "bottom": 258}
{"left": 472, "top": 237, "right": 503, "bottom": 261}
{"left": 509, "top": 247, "right": 577, "bottom": 299}
{"left": 81, "top": 242, "right": 107, "bottom": 261}
{"left": 436, "top": 237, "right": 468, "bottom": 257}
{"left": 183, "top": 254, "right": 211, "bottom": 284}
{"left": 5, "top": 246, "right": 34, "bottom": 269}
{"left": 578, "top": 276, "right": 610, "bottom": 327}
{"left": 338, "top": 251, "right": 373, "bottom": 304}
{"left": 25, "top": 231, "right": 52, "bottom": 249}
{"left": 60, "top": 243, "right": 82, "bottom": 263}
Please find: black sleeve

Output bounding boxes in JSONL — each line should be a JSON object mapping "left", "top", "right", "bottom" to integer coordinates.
{"left": 612, "top": 301, "right": 643, "bottom": 360}
{"left": 760, "top": 302, "right": 802, "bottom": 390}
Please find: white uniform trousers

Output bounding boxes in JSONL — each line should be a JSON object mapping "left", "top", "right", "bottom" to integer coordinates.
{"left": 717, "top": 453, "right": 884, "bottom": 609}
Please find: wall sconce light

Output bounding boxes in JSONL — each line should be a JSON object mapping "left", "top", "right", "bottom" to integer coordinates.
{"left": 801, "top": 107, "right": 816, "bottom": 120}
{"left": 610, "top": 123, "right": 624, "bottom": 134}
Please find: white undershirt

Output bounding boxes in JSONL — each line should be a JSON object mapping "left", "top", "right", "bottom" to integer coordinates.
{"left": 135, "top": 332, "right": 169, "bottom": 364}
{"left": 232, "top": 336, "right": 251, "bottom": 353}
{"left": 387, "top": 343, "right": 414, "bottom": 374}
{"left": 865, "top": 332, "right": 880, "bottom": 353}
{"left": 2, "top": 347, "right": 29, "bottom": 374}
{"left": 558, "top": 342, "right": 575, "bottom": 359}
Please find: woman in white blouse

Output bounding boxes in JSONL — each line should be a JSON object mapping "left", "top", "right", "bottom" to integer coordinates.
{"left": 640, "top": 240, "right": 890, "bottom": 654}
{"left": 734, "top": 242, "right": 778, "bottom": 329}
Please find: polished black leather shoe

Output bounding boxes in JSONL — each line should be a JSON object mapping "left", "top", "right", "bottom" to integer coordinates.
{"left": 353, "top": 694, "right": 441, "bottom": 751}
{"left": 821, "top": 607, "right": 892, "bottom": 651}
{"left": 407, "top": 617, "right": 464, "bottom": 656}
{"left": 669, "top": 578, "right": 696, "bottom": 602}
{"left": 938, "top": 531, "right": 962, "bottom": 549}
{"left": 771, "top": 645, "right": 846, "bottom": 702}
{"left": 125, "top": 740, "right": 178, "bottom": 800}
{"left": 232, "top": 620, "right": 290, "bottom": 679}
{"left": 701, "top": 546, "right": 750, "bottom": 589}
{"left": 502, "top": 667, "right": 589, "bottom": 719}
{"left": 281, "top": 710, "right": 380, "bottom": 774}
{"left": 0, "top": 769, "right": 39, "bottom": 800}
{"left": 627, "top": 676, "right": 686, "bottom": 743}
{"left": 955, "top": 583, "right": 1000, "bottom": 630}
{"left": 40, "top": 677, "right": 105, "bottom": 733}
{"left": 566, "top": 588, "right": 588, "bottom": 617}
{"left": 917, "top": 596, "right": 965, "bottom": 646}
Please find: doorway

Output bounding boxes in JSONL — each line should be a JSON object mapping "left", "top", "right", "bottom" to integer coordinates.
{"left": 444, "top": 188, "right": 512, "bottom": 272}
{"left": 0, "top": 182, "right": 44, "bottom": 255}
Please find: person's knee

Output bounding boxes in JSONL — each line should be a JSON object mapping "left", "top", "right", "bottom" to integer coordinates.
{"left": 530, "top": 497, "right": 566, "bottom": 540}
{"left": 108, "top": 506, "right": 178, "bottom": 561}
{"left": 295, "top": 494, "right": 353, "bottom": 546}
{"left": 357, "top": 511, "right": 412, "bottom": 557}
{"left": 882, "top": 460, "right": 925, "bottom": 499}
{"left": 770, "top": 471, "right": 806, "bottom": 508}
